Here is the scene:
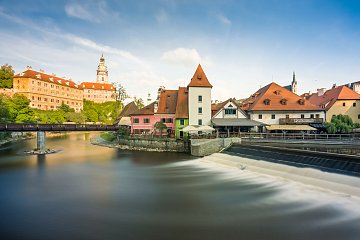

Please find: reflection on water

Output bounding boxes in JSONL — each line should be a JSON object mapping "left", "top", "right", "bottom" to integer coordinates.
{"left": 0, "top": 133, "right": 360, "bottom": 240}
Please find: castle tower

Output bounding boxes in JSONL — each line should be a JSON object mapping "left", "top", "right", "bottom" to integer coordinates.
{"left": 187, "top": 64, "right": 212, "bottom": 126}
{"left": 96, "top": 53, "right": 108, "bottom": 83}
{"left": 291, "top": 71, "right": 297, "bottom": 94}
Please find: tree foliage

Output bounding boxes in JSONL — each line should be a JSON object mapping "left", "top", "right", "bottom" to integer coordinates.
{"left": 326, "top": 114, "right": 356, "bottom": 134}
{"left": 134, "top": 96, "right": 145, "bottom": 109}
{"left": 83, "top": 99, "right": 123, "bottom": 124}
{"left": 0, "top": 64, "right": 14, "bottom": 88}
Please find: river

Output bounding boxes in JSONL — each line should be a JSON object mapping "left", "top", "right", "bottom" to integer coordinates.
{"left": 0, "top": 133, "right": 360, "bottom": 240}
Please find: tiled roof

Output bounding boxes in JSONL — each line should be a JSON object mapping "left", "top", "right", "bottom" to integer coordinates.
{"left": 131, "top": 102, "right": 155, "bottom": 115}
{"left": 14, "top": 69, "right": 81, "bottom": 89}
{"left": 188, "top": 64, "right": 212, "bottom": 88}
{"left": 241, "top": 82, "right": 320, "bottom": 111}
{"left": 157, "top": 89, "right": 178, "bottom": 114}
{"left": 80, "top": 82, "right": 115, "bottom": 91}
{"left": 211, "top": 98, "right": 247, "bottom": 117}
{"left": 307, "top": 86, "right": 360, "bottom": 110}
{"left": 175, "top": 87, "right": 189, "bottom": 118}
{"left": 114, "top": 101, "right": 139, "bottom": 124}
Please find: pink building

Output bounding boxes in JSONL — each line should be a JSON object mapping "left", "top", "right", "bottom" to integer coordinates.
{"left": 130, "top": 89, "right": 177, "bottom": 136}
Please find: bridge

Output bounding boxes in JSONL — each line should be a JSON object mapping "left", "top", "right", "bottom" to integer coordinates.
{"left": 0, "top": 123, "right": 120, "bottom": 154}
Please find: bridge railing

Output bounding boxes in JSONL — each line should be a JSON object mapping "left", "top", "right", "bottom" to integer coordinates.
{"left": 0, "top": 123, "right": 120, "bottom": 132}
{"left": 236, "top": 132, "right": 360, "bottom": 141}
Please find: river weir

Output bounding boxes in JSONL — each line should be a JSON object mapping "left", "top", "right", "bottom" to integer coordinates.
{"left": 0, "top": 133, "right": 360, "bottom": 240}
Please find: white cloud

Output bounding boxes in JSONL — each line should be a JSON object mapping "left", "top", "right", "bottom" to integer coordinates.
{"left": 217, "top": 14, "right": 231, "bottom": 26}
{"left": 155, "top": 9, "right": 168, "bottom": 23}
{"left": 65, "top": 2, "right": 99, "bottom": 23}
{"left": 161, "top": 48, "right": 202, "bottom": 67}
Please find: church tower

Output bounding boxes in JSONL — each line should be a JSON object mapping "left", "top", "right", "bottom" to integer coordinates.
{"left": 291, "top": 71, "right": 297, "bottom": 94}
{"left": 188, "top": 64, "right": 212, "bottom": 126}
{"left": 96, "top": 53, "right": 108, "bottom": 83}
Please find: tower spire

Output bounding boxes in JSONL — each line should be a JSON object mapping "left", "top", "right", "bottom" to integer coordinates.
{"left": 291, "top": 71, "right": 297, "bottom": 94}
{"left": 96, "top": 53, "right": 108, "bottom": 83}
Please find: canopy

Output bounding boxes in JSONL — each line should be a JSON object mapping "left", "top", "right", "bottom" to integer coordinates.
{"left": 266, "top": 124, "right": 316, "bottom": 131}
{"left": 212, "top": 118, "right": 265, "bottom": 127}
{"left": 182, "top": 125, "right": 215, "bottom": 132}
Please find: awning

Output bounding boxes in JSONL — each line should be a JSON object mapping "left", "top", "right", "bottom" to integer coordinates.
{"left": 266, "top": 124, "right": 317, "bottom": 131}
{"left": 212, "top": 118, "right": 265, "bottom": 127}
{"left": 310, "top": 123, "right": 327, "bottom": 129}
{"left": 182, "top": 125, "right": 215, "bottom": 132}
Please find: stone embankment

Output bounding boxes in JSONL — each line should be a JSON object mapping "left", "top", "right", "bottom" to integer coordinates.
{"left": 91, "top": 136, "right": 241, "bottom": 156}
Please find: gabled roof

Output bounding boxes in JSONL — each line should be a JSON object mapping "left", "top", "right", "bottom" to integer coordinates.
{"left": 14, "top": 69, "right": 81, "bottom": 89}
{"left": 131, "top": 102, "right": 155, "bottom": 115}
{"left": 80, "top": 82, "right": 115, "bottom": 91}
{"left": 188, "top": 64, "right": 212, "bottom": 88}
{"left": 241, "top": 82, "right": 320, "bottom": 111}
{"left": 157, "top": 90, "right": 178, "bottom": 114}
{"left": 175, "top": 87, "right": 189, "bottom": 118}
{"left": 114, "top": 101, "right": 139, "bottom": 124}
{"left": 307, "top": 86, "right": 360, "bottom": 110}
{"left": 211, "top": 98, "right": 246, "bottom": 117}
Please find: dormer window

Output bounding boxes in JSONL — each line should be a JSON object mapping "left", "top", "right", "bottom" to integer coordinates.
{"left": 197, "top": 74, "right": 202, "bottom": 80}
{"left": 274, "top": 90, "right": 281, "bottom": 95}
{"left": 298, "top": 99, "right": 305, "bottom": 105}
{"left": 36, "top": 74, "right": 41, "bottom": 79}
{"left": 263, "top": 99, "right": 271, "bottom": 105}
{"left": 280, "top": 98, "right": 287, "bottom": 105}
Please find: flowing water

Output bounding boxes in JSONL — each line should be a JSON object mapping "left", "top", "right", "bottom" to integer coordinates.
{"left": 0, "top": 133, "right": 360, "bottom": 240}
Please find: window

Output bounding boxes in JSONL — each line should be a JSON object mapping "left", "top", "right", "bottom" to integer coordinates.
{"left": 343, "top": 102, "right": 346, "bottom": 107}
{"left": 285, "top": 115, "right": 289, "bottom": 119}
{"left": 271, "top": 114, "right": 275, "bottom": 119}
{"left": 310, "top": 114, "right": 314, "bottom": 118}
{"left": 225, "top": 109, "right": 236, "bottom": 115}
{"left": 263, "top": 99, "right": 271, "bottom": 105}
{"left": 133, "top": 118, "right": 139, "bottom": 123}
{"left": 31, "top": 96, "right": 34, "bottom": 100}
{"left": 198, "top": 95, "right": 202, "bottom": 102}
{"left": 353, "top": 102, "right": 357, "bottom": 107}
{"left": 143, "top": 118, "right": 150, "bottom": 124}
{"left": 358, "top": 114, "right": 360, "bottom": 119}
{"left": 258, "top": 114, "right": 262, "bottom": 119}
{"left": 198, "top": 119, "right": 202, "bottom": 125}
{"left": 161, "top": 118, "right": 166, "bottom": 123}
{"left": 301, "top": 114, "right": 304, "bottom": 119}
{"left": 315, "top": 114, "right": 320, "bottom": 119}
{"left": 280, "top": 99, "right": 287, "bottom": 105}
{"left": 198, "top": 107, "right": 202, "bottom": 114}
{"left": 165, "top": 118, "right": 173, "bottom": 123}
{"left": 180, "top": 119, "right": 185, "bottom": 125}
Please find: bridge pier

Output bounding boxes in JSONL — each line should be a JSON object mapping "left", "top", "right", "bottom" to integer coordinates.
{"left": 37, "top": 131, "right": 46, "bottom": 154}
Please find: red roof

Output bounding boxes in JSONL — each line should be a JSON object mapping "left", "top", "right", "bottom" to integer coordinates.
{"left": 175, "top": 87, "right": 189, "bottom": 118}
{"left": 14, "top": 69, "right": 81, "bottom": 89}
{"left": 188, "top": 64, "right": 212, "bottom": 88}
{"left": 80, "top": 82, "right": 115, "bottom": 91}
{"left": 131, "top": 102, "right": 155, "bottom": 115}
{"left": 307, "top": 86, "right": 360, "bottom": 110}
{"left": 241, "top": 82, "right": 321, "bottom": 111}
{"left": 157, "top": 90, "right": 178, "bottom": 114}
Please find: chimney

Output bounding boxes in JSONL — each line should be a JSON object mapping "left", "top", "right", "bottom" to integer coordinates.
{"left": 39, "top": 69, "right": 45, "bottom": 73}
{"left": 317, "top": 88, "right": 326, "bottom": 96}
{"left": 26, "top": 66, "right": 32, "bottom": 70}
{"left": 332, "top": 84, "right": 337, "bottom": 89}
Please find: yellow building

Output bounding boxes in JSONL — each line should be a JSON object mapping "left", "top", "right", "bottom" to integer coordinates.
{"left": 307, "top": 86, "right": 360, "bottom": 123}
{"left": 13, "top": 67, "right": 83, "bottom": 112}
{"left": 80, "top": 54, "right": 116, "bottom": 103}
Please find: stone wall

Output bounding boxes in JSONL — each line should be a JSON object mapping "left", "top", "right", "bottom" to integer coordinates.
{"left": 118, "top": 138, "right": 189, "bottom": 152}
{"left": 190, "top": 138, "right": 241, "bottom": 157}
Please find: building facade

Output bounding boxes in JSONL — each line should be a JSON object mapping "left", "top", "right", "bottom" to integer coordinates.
{"left": 13, "top": 67, "right": 83, "bottom": 112}
{"left": 306, "top": 86, "right": 360, "bottom": 123}
{"left": 241, "top": 82, "right": 325, "bottom": 132}
{"left": 174, "top": 87, "right": 189, "bottom": 139}
{"left": 188, "top": 64, "right": 212, "bottom": 126}
{"left": 81, "top": 54, "right": 116, "bottom": 103}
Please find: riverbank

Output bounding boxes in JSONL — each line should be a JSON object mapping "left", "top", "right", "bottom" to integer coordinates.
{"left": 202, "top": 152, "right": 360, "bottom": 198}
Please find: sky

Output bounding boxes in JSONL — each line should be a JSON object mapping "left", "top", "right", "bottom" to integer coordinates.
{"left": 1, "top": 0, "right": 360, "bottom": 102}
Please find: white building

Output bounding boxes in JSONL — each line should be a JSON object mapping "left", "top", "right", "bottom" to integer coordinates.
{"left": 187, "top": 64, "right": 212, "bottom": 126}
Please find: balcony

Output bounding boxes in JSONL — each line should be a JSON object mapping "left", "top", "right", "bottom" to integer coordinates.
{"left": 279, "top": 118, "right": 324, "bottom": 125}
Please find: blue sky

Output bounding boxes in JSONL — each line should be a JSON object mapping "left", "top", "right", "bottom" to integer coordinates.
{"left": 1, "top": 0, "right": 360, "bottom": 101}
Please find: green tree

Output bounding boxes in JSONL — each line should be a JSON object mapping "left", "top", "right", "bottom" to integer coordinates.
{"left": 134, "top": 97, "right": 144, "bottom": 109}
{"left": 0, "top": 94, "right": 10, "bottom": 123}
{"left": 6, "top": 94, "right": 31, "bottom": 122}
{"left": 154, "top": 121, "right": 167, "bottom": 137}
{"left": 59, "top": 102, "right": 75, "bottom": 113}
{"left": 0, "top": 64, "right": 14, "bottom": 88}
{"left": 327, "top": 114, "right": 355, "bottom": 133}
{"left": 65, "top": 112, "right": 86, "bottom": 123}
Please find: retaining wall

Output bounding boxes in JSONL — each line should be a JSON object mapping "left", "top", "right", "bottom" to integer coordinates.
{"left": 190, "top": 138, "right": 241, "bottom": 157}
{"left": 118, "top": 138, "right": 189, "bottom": 152}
